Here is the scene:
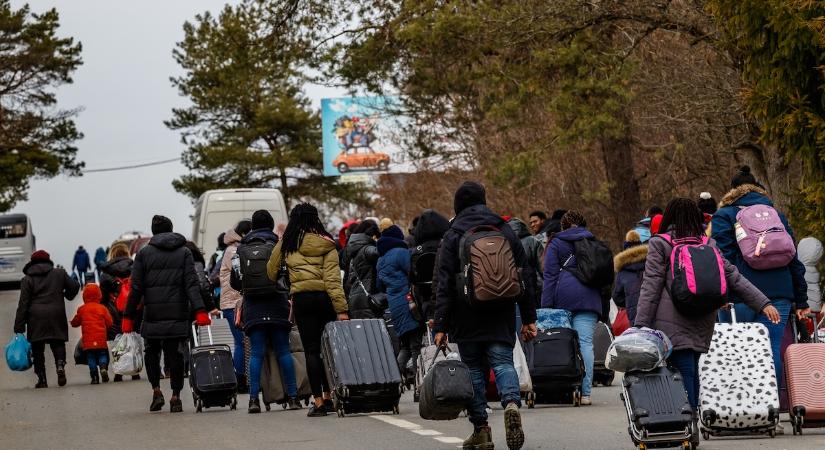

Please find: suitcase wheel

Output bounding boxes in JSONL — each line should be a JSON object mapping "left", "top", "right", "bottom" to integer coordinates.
{"left": 196, "top": 399, "right": 203, "bottom": 413}
{"left": 336, "top": 407, "right": 345, "bottom": 418}
{"left": 701, "top": 429, "right": 709, "bottom": 441}
{"left": 636, "top": 444, "right": 646, "bottom": 450}
{"left": 768, "top": 428, "right": 776, "bottom": 438}
{"left": 265, "top": 403, "right": 271, "bottom": 412}
{"left": 393, "top": 404, "right": 400, "bottom": 415}
{"left": 526, "top": 391, "right": 536, "bottom": 409}
{"left": 572, "top": 388, "right": 582, "bottom": 407}
{"left": 230, "top": 396, "right": 237, "bottom": 411}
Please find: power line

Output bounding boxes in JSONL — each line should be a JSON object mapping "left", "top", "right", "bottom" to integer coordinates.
{"left": 83, "top": 157, "right": 180, "bottom": 173}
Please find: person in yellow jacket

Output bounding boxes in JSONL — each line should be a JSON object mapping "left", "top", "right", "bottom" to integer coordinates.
{"left": 267, "top": 202, "right": 349, "bottom": 417}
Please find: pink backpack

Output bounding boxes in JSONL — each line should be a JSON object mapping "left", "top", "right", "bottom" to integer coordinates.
{"left": 734, "top": 204, "right": 796, "bottom": 270}
{"left": 660, "top": 234, "right": 728, "bottom": 317}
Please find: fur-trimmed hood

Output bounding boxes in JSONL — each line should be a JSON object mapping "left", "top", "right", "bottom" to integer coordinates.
{"left": 718, "top": 184, "right": 769, "bottom": 208}
{"left": 614, "top": 244, "right": 648, "bottom": 272}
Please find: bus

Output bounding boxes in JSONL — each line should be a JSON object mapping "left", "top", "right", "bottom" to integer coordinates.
{"left": 191, "top": 189, "right": 288, "bottom": 252}
{"left": 0, "top": 213, "right": 35, "bottom": 283}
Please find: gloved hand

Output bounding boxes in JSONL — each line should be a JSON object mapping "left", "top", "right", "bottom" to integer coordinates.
{"left": 195, "top": 310, "right": 212, "bottom": 327}
{"left": 121, "top": 318, "right": 134, "bottom": 334}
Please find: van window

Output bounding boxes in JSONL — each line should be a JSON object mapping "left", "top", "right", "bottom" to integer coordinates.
{"left": 0, "top": 217, "right": 27, "bottom": 239}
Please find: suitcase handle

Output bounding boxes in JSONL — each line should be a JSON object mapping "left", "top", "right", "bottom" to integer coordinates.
{"left": 191, "top": 323, "right": 214, "bottom": 347}
{"left": 727, "top": 303, "right": 737, "bottom": 324}
{"left": 806, "top": 313, "right": 823, "bottom": 343}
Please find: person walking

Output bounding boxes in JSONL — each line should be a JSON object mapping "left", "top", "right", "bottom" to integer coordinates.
{"left": 410, "top": 209, "right": 450, "bottom": 324}
{"left": 507, "top": 217, "right": 543, "bottom": 306}
{"left": 612, "top": 230, "right": 647, "bottom": 323}
{"left": 94, "top": 247, "right": 107, "bottom": 279}
{"left": 797, "top": 236, "right": 823, "bottom": 314}
{"left": 634, "top": 197, "right": 780, "bottom": 445}
{"left": 219, "top": 220, "right": 252, "bottom": 393}
{"left": 207, "top": 232, "right": 228, "bottom": 305}
{"left": 98, "top": 243, "right": 138, "bottom": 382}
{"left": 343, "top": 220, "right": 381, "bottom": 319}
{"left": 70, "top": 283, "right": 114, "bottom": 384}
{"left": 266, "top": 203, "right": 349, "bottom": 417}
{"left": 14, "top": 250, "right": 80, "bottom": 388}
{"left": 434, "top": 181, "right": 537, "bottom": 450}
{"left": 72, "top": 245, "right": 91, "bottom": 285}
{"left": 121, "top": 215, "right": 211, "bottom": 413}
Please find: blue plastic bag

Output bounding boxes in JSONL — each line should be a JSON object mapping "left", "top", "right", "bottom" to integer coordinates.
{"left": 536, "top": 308, "right": 573, "bottom": 329}
{"left": 5, "top": 333, "right": 33, "bottom": 371}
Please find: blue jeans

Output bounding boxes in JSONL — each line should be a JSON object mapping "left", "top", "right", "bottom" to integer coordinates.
{"left": 668, "top": 349, "right": 701, "bottom": 409}
{"left": 457, "top": 342, "right": 521, "bottom": 427}
{"left": 86, "top": 348, "right": 109, "bottom": 371}
{"left": 222, "top": 308, "right": 247, "bottom": 378}
{"left": 571, "top": 311, "right": 598, "bottom": 396}
{"left": 718, "top": 299, "right": 792, "bottom": 391}
{"left": 248, "top": 325, "right": 296, "bottom": 399}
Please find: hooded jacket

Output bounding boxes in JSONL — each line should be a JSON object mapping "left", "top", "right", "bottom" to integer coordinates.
{"left": 798, "top": 237, "right": 823, "bottom": 312}
{"left": 14, "top": 260, "right": 80, "bottom": 342}
{"left": 71, "top": 290, "right": 113, "bottom": 350}
{"left": 239, "top": 229, "right": 291, "bottom": 331}
{"left": 411, "top": 210, "right": 450, "bottom": 320}
{"left": 266, "top": 233, "right": 348, "bottom": 314}
{"left": 711, "top": 184, "right": 807, "bottom": 307}
{"left": 377, "top": 244, "right": 420, "bottom": 338}
{"left": 98, "top": 256, "right": 133, "bottom": 338}
{"left": 94, "top": 247, "right": 107, "bottom": 268}
{"left": 73, "top": 248, "right": 91, "bottom": 272}
{"left": 508, "top": 218, "right": 543, "bottom": 304}
{"left": 611, "top": 244, "right": 648, "bottom": 323}
{"left": 433, "top": 204, "right": 537, "bottom": 346}
{"left": 635, "top": 235, "right": 771, "bottom": 352}
{"left": 541, "top": 226, "right": 604, "bottom": 316}
{"left": 343, "top": 233, "right": 380, "bottom": 319}
{"left": 124, "top": 232, "right": 205, "bottom": 339}
{"left": 219, "top": 228, "right": 244, "bottom": 310}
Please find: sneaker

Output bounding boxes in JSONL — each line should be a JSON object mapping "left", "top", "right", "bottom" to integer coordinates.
{"left": 307, "top": 404, "right": 328, "bottom": 417}
{"left": 287, "top": 397, "right": 303, "bottom": 411}
{"left": 248, "top": 397, "right": 261, "bottom": 414}
{"left": 504, "top": 403, "right": 524, "bottom": 450}
{"left": 580, "top": 396, "right": 592, "bottom": 406}
{"left": 90, "top": 374, "right": 100, "bottom": 385}
{"left": 170, "top": 397, "right": 183, "bottom": 413}
{"left": 463, "top": 425, "right": 494, "bottom": 450}
{"left": 149, "top": 392, "right": 165, "bottom": 412}
{"left": 100, "top": 368, "right": 109, "bottom": 383}
{"left": 113, "top": 374, "right": 123, "bottom": 382}
{"left": 323, "top": 399, "right": 335, "bottom": 413}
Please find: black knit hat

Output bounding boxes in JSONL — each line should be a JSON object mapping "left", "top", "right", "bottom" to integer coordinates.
{"left": 151, "top": 215, "right": 173, "bottom": 235}
{"left": 251, "top": 210, "right": 275, "bottom": 231}
{"left": 454, "top": 181, "right": 487, "bottom": 215}
{"left": 731, "top": 165, "right": 758, "bottom": 188}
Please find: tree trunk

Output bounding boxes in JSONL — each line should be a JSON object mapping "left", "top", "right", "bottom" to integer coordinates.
{"left": 600, "top": 134, "right": 642, "bottom": 247}
{"left": 278, "top": 166, "right": 290, "bottom": 207}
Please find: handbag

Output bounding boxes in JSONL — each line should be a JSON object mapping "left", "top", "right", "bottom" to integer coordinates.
{"left": 353, "top": 264, "right": 388, "bottom": 314}
{"left": 73, "top": 341, "right": 86, "bottom": 365}
{"left": 275, "top": 256, "right": 290, "bottom": 295}
{"left": 612, "top": 308, "right": 630, "bottom": 337}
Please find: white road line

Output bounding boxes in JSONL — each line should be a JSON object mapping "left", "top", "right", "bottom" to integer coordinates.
{"left": 371, "top": 416, "right": 421, "bottom": 429}
{"left": 412, "top": 429, "right": 443, "bottom": 436}
{"left": 370, "top": 415, "right": 463, "bottom": 447}
{"left": 433, "top": 436, "right": 464, "bottom": 444}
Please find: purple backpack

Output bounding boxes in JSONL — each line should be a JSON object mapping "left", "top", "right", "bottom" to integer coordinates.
{"left": 734, "top": 204, "right": 796, "bottom": 270}
{"left": 660, "top": 234, "right": 728, "bottom": 317}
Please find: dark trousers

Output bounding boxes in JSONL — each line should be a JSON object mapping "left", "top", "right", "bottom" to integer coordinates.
{"left": 668, "top": 349, "right": 701, "bottom": 410}
{"left": 398, "top": 326, "right": 424, "bottom": 377}
{"left": 293, "top": 291, "right": 337, "bottom": 397}
{"left": 31, "top": 340, "right": 66, "bottom": 373}
{"left": 145, "top": 338, "right": 185, "bottom": 395}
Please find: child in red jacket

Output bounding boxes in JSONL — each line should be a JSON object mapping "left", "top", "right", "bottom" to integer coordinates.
{"left": 71, "top": 284, "right": 113, "bottom": 384}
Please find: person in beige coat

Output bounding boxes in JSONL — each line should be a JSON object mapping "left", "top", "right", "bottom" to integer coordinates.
{"left": 219, "top": 220, "right": 252, "bottom": 391}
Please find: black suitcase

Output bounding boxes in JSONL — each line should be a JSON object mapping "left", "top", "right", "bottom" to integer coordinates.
{"left": 593, "top": 321, "right": 615, "bottom": 386}
{"left": 322, "top": 319, "right": 403, "bottom": 417}
{"left": 527, "top": 327, "right": 585, "bottom": 406}
{"left": 189, "top": 325, "right": 238, "bottom": 412}
{"left": 621, "top": 367, "right": 695, "bottom": 448}
{"left": 419, "top": 351, "right": 474, "bottom": 420}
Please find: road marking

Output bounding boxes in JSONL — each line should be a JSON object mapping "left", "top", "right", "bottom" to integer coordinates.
{"left": 370, "top": 415, "right": 463, "bottom": 447}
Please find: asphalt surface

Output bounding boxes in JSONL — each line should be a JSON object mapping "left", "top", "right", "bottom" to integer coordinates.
{"left": 2, "top": 287, "right": 824, "bottom": 450}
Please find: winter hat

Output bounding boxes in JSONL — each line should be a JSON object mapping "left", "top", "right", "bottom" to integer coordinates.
{"left": 730, "top": 165, "right": 758, "bottom": 189}
{"left": 151, "top": 215, "right": 173, "bottom": 234}
{"left": 623, "top": 230, "right": 642, "bottom": 250}
{"left": 650, "top": 214, "right": 664, "bottom": 235}
{"left": 454, "top": 181, "right": 487, "bottom": 215}
{"left": 252, "top": 210, "right": 275, "bottom": 231}
{"left": 697, "top": 192, "right": 717, "bottom": 215}
{"left": 82, "top": 283, "right": 102, "bottom": 303}
{"left": 378, "top": 217, "right": 394, "bottom": 232}
{"left": 31, "top": 250, "right": 51, "bottom": 262}
{"left": 377, "top": 225, "right": 407, "bottom": 256}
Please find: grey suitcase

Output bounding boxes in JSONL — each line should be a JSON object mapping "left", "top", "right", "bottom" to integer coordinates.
{"left": 593, "top": 321, "right": 615, "bottom": 386}
{"left": 260, "top": 326, "right": 312, "bottom": 410}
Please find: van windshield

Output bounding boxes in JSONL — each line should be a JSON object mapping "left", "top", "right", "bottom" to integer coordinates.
{"left": 0, "top": 217, "right": 27, "bottom": 239}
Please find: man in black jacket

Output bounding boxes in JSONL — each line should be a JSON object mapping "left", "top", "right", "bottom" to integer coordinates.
{"left": 434, "top": 182, "right": 538, "bottom": 450}
{"left": 123, "top": 215, "right": 210, "bottom": 413}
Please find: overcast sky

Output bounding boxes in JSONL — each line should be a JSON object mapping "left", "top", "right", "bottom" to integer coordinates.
{"left": 9, "top": 1, "right": 343, "bottom": 268}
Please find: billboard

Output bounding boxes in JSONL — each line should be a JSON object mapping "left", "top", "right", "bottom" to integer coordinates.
{"left": 321, "top": 97, "right": 410, "bottom": 177}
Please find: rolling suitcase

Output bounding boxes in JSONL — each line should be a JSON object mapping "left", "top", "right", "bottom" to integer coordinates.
{"left": 260, "top": 326, "right": 312, "bottom": 411}
{"left": 321, "top": 319, "right": 403, "bottom": 417}
{"left": 593, "top": 321, "right": 615, "bottom": 387}
{"left": 786, "top": 314, "right": 825, "bottom": 434}
{"left": 621, "top": 367, "right": 695, "bottom": 449}
{"left": 526, "top": 327, "right": 585, "bottom": 407}
{"left": 414, "top": 332, "right": 459, "bottom": 402}
{"left": 698, "top": 306, "right": 779, "bottom": 438}
{"left": 189, "top": 324, "right": 238, "bottom": 412}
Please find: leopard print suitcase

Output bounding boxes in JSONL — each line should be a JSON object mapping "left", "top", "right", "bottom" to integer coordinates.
{"left": 698, "top": 320, "right": 779, "bottom": 438}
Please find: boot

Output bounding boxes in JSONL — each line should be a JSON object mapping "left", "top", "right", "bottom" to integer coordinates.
{"left": 248, "top": 396, "right": 261, "bottom": 414}
{"left": 170, "top": 396, "right": 183, "bottom": 413}
{"left": 149, "top": 389, "right": 165, "bottom": 412}
{"left": 237, "top": 374, "right": 249, "bottom": 394}
{"left": 504, "top": 402, "right": 524, "bottom": 450}
{"left": 35, "top": 370, "right": 48, "bottom": 389}
{"left": 56, "top": 360, "right": 67, "bottom": 387}
{"left": 463, "top": 425, "right": 494, "bottom": 450}
{"left": 90, "top": 369, "right": 100, "bottom": 385}
{"left": 286, "top": 397, "right": 303, "bottom": 411}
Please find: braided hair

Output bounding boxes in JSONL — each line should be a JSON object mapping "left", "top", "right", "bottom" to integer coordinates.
{"left": 560, "top": 210, "right": 587, "bottom": 230}
{"left": 658, "top": 198, "right": 704, "bottom": 239}
{"left": 280, "top": 203, "right": 333, "bottom": 256}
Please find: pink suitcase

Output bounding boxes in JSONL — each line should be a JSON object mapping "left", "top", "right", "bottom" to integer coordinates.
{"left": 786, "top": 314, "right": 825, "bottom": 435}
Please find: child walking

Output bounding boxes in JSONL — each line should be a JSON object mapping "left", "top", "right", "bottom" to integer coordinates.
{"left": 71, "top": 284, "right": 114, "bottom": 384}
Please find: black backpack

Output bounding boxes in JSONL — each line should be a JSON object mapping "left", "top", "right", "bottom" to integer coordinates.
{"left": 410, "top": 240, "right": 439, "bottom": 286}
{"left": 564, "top": 238, "right": 614, "bottom": 288}
{"left": 236, "top": 239, "right": 279, "bottom": 295}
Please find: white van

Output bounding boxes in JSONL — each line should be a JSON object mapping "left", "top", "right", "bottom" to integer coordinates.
{"left": 191, "top": 189, "right": 288, "bottom": 252}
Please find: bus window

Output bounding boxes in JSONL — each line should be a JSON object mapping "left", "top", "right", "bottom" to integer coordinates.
{"left": 0, "top": 217, "right": 27, "bottom": 239}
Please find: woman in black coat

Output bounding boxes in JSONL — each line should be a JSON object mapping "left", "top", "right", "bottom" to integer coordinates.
{"left": 14, "top": 250, "right": 80, "bottom": 388}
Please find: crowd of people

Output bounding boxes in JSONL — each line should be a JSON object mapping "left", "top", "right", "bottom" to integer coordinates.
{"left": 10, "top": 165, "right": 824, "bottom": 450}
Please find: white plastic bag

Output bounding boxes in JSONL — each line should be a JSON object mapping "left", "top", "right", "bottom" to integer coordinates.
{"left": 605, "top": 327, "right": 672, "bottom": 373}
{"left": 112, "top": 332, "right": 144, "bottom": 376}
{"left": 513, "top": 340, "right": 532, "bottom": 392}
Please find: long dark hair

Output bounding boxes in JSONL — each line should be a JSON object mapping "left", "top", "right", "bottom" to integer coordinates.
{"left": 184, "top": 241, "right": 206, "bottom": 265}
{"left": 658, "top": 198, "right": 705, "bottom": 239}
{"left": 280, "top": 203, "right": 333, "bottom": 255}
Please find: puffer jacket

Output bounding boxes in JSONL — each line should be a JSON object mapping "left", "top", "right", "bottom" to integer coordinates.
{"left": 266, "top": 233, "right": 347, "bottom": 314}
{"left": 239, "top": 229, "right": 292, "bottom": 331}
{"left": 14, "top": 260, "right": 80, "bottom": 342}
{"left": 798, "top": 237, "right": 823, "bottom": 312}
{"left": 377, "top": 242, "right": 420, "bottom": 338}
{"left": 98, "top": 256, "right": 133, "bottom": 338}
{"left": 71, "top": 293, "right": 113, "bottom": 350}
{"left": 411, "top": 209, "right": 450, "bottom": 320}
{"left": 508, "top": 218, "right": 543, "bottom": 304}
{"left": 612, "top": 244, "right": 648, "bottom": 323}
{"left": 219, "top": 229, "right": 243, "bottom": 310}
{"left": 343, "top": 233, "right": 379, "bottom": 318}
{"left": 124, "top": 232, "right": 205, "bottom": 339}
{"left": 711, "top": 184, "right": 807, "bottom": 307}
{"left": 635, "top": 235, "right": 771, "bottom": 352}
{"left": 541, "top": 226, "right": 603, "bottom": 316}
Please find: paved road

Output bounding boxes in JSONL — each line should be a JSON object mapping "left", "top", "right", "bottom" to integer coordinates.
{"left": 2, "top": 287, "right": 824, "bottom": 450}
